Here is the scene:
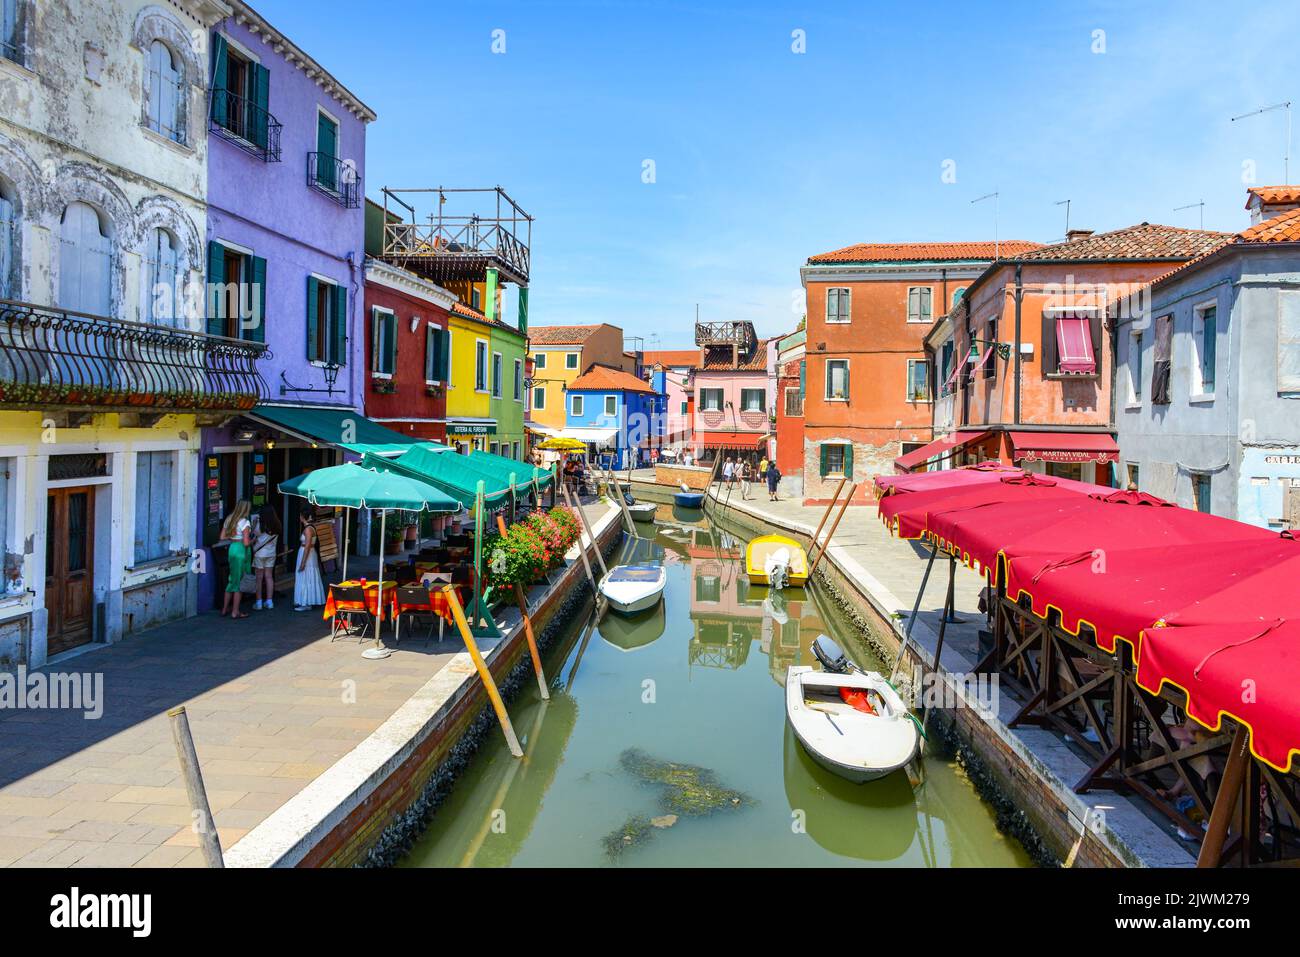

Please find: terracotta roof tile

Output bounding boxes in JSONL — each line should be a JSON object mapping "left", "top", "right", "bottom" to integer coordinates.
{"left": 1010, "top": 223, "right": 1232, "bottom": 262}
{"left": 568, "top": 364, "right": 658, "bottom": 394}
{"left": 528, "top": 324, "right": 608, "bottom": 345}
{"left": 1238, "top": 206, "right": 1300, "bottom": 243}
{"left": 808, "top": 240, "right": 1041, "bottom": 264}
{"left": 1245, "top": 186, "right": 1300, "bottom": 209}
{"left": 449, "top": 300, "right": 519, "bottom": 335}
{"left": 699, "top": 339, "right": 771, "bottom": 372}
{"left": 642, "top": 349, "right": 700, "bottom": 367}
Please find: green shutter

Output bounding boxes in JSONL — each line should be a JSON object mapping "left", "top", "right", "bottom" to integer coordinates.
{"left": 332, "top": 283, "right": 348, "bottom": 365}
{"left": 844, "top": 444, "right": 854, "bottom": 480}
{"left": 799, "top": 359, "right": 806, "bottom": 397}
{"left": 210, "top": 34, "right": 228, "bottom": 127}
{"left": 437, "top": 328, "right": 451, "bottom": 382}
{"left": 251, "top": 63, "right": 270, "bottom": 148}
{"left": 517, "top": 287, "right": 529, "bottom": 334}
{"left": 370, "top": 307, "right": 381, "bottom": 371}
{"left": 248, "top": 255, "right": 266, "bottom": 342}
{"left": 316, "top": 114, "right": 337, "bottom": 190}
{"left": 206, "top": 241, "right": 225, "bottom": 336}
{"left": 424, "top": 324, "right": 435, "bottom": 380}
{"left": 819, "top": 444, "right": 829, "bottom": 478}
{"left": 306, "top": 276, "right": 320, "bottom": 361}
{"left": 384, "top": 312, "right": 397, "bottom": 374}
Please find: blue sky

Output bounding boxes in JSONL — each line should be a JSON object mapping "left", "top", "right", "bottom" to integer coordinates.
{"left": 262, "top": 0, "right": 1297, "bottom": 346}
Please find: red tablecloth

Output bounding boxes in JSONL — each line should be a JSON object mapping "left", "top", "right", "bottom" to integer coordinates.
{"left": 389, "top": 584, "right": 465, "bottom": 625}
{"left": 324, "top": 580, "right": 397, "bottom": 623}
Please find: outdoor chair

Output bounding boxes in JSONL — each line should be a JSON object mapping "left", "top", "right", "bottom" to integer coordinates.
{"left": 393, "top": 584, "right": 444, "bottom": 646}
{"left": 329, "top": 584, "right": 373, "bottom": 643}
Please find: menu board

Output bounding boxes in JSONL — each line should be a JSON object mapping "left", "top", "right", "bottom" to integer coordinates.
{"left": 251, "top": 452, "right": 267, "bottom": 507}
{"left": 204, "top": 456, "right": 223, "bottom": 542}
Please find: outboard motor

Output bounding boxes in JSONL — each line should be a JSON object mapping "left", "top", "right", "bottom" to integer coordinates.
{"left": 812, "top": 634, "right": 855, "bottom": 674}
{"left": 768, "top": 560, "right": 789, "bottom": 591}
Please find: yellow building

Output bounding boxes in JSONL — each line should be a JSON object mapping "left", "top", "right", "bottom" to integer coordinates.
{"left": 527, "top": 324, "right": 630, "bottom": 430}
{"left": 445, "top": 301, "right": 527, "bottom": 455}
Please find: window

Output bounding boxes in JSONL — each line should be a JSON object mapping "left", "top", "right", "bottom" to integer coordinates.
{"left": 740, "top": 388, "right": 765, "bottom": 412}
{"left": 1127, "top": 463, "right": 1140, "bottom": 490}
{"left": 533, "top": 386, "right": 546, "bottom": 409}
{"left": 983, "top": 317, "right": 998, "bottom": 379}
{"left": 424, "top": 324, "right": 449, "bottom": 382}
{"left": 475, "top": 340, "right": 488, "bottom": 391}
{"left": 145, "top": 40, "right": 184, "bottom": 144}
{"left": 680, "top": 400, "right": 688, "bottom": 416}
{"left": 571, "top": 394, "right": 584, "bottom": 417}
{"left": 907, "top": 359, "right": 931, "bottom": 402}
{"left": 371, "top": 308, "right": 396, "bottom": 375}
{"left": 314, "top": 111, "right": 339, "bottom": 191}
{"left": 939, "top": 341, "right": 955, "bottom": 394}
{"left": 1281, "top": 290, "right": 1300, "bottom": 393}
{"left": 514, "top": 358, "right": 523, "bottom": 401}
{"left": 565, "top": 352, "right": 579, "bottom": 370}
{"left": 907, "top": 286, "right": 932, "bottom": 323}
{"left": 471, "top": 287, "right": 481, "bottom": 312}
{"left": 784, "top": 387, "right": 803, "bottom": 417}
{"left": 134, "top": 451, "right": 175, "bottom": 564}
{"left": 1191, "top": 473, "right": 1211, "bottom": 514}
{"left": 492, "top": 352, "right": 503, "bottom": 398}
{"left": 696, "top": 573, "right": 722, "bottom": 603}
{"left": 825, "top": 359, "right": 849, "bottom": 400}
{"left": 59, "top": 202, "right": 113, "bottom": 316}
{"left": 1129, "top": 331, "right": 1143, "bottom": 402}
{"left": 489, "top": 442, "right": 499, "bottom": 456}
{"left": 144, "top": 228, "right": 180, "bottom": 325}
{"left": 1152, "top": 314, "right": 1173, "bottom": 404}
{"left": 210, "top": 35, "right": 270, "bottom": 149}
{"left": 819, "top": 442, "right": 853, "bottom": 478}
{"left": 1194, "top": 304, "right": 1216, "bottom": 395}
{"left": 1050, "top": 313, "right": 1098, "bottom": 375}
{"left": 2, "top": 0, "right": 22, "bottom": 65}
{"left": 951, "top": 286, "right": 967, "bottom": 308}
{"left": 0, "top": 185, "right": 15, "bottom": 299}
{"left": 604, "top": 394, "right": 617, "bottom": 416}
{"left": 534, "top": 352, "right": 547, "bottom": 369}
{"left": 826, "top": 287, "right": 850, "bottom": 323}
{"left": 700, "top": 388, "right": 724, "bottom": 411}
{"left": 205, "top": 241, "right": 267, "bottom": 342}
{"left": 305, "top": 276, "right": 345, "bottom": 362}
{"left": 512, "top": 441, "right": 520, "bottom": 460}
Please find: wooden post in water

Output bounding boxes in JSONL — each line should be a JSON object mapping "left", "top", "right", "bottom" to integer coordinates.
{"left": 1197, "top": 724, "right": 1251, "bottom": 867}
{"left": 444, "top": 585, "right": 524, "bottom": 758}
{"left": 564, "top": 481, "right": 609, "bottom": 577}
{"left": 808, "top": 478, "right": 847, "bottom": 553}
{"left": 560, "top": 483, "right": 600, "bottom": 594}
{"left": 809, "top": 482, "right": 856, "bottom": 576}
{"left": 167, "top": 706, "right": 224, "bottom": 868}
{"left": 514, "top": 583, "right": 550, "bottom": 701}
{"left": 605, "top": 466, "right": 638, "bottom": 535}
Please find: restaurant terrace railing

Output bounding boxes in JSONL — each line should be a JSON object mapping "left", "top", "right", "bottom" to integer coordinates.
{"left": 307, "top": 152, "right": 361, "bottom": 208}
{"left": 209, "top": 88, "right": 283, "bottom": 163}
{"left": 378, "top": 186, "right": 532, "bottom": 286}
{"left": 0, "top": 300, "right": 270, "bottom": 413}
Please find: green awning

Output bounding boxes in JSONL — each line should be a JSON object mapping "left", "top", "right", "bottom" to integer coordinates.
{"left": 278, "top": 462, "right": 463, "bottom": 513}
{"left": 459, "top": 448, "right": 555, "bottom": 490}
{"left": 362, "top": 448, "right": 515, "bottom": 506}
{"left": 249, "top": 405, "right": 418, "bottom": 457}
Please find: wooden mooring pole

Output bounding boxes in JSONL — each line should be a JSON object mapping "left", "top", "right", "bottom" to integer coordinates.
{"left": 166, "top": 706, "right": 224, "bottom": 868}
{"left": 444, "top": 585, "right": 524, "bottom": 758}
{"left": 565, "top": 482, "right": 609, "bottom": 578}
{"left": 809, "top": 482, "right": 856, "bottom": 576}
{"left": 496, "top": 514, "right": 549, "bottom": 701}
{"left": 808, "top": 477, "right": 847, "bottom": 549}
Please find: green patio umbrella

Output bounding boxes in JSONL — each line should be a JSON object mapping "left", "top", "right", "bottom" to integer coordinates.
{"left": 278, "top": 462, "right": 463, "bottom": 659}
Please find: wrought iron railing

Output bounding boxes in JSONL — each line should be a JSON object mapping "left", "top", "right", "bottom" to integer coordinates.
{"left": 695, "top": 320, "right": 758, "bottom": 358}
{"left": 0, "top": 300, "right": 270, "bottom": 412}
{"left": 378, "top": 187, "right": 532, "bottom": 285}
{"left": 307, "top": 152, "right": 361, "bottom": 208}
{"left": 209, "top": 88, "right": 282, "bottom": 163}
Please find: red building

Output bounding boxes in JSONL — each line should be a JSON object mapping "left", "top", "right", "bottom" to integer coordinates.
{"left": 773, "top": 328, "right": 805, "bottom": 489}
{"left": 363, "top": 258, "right": 456, "bottom": 443}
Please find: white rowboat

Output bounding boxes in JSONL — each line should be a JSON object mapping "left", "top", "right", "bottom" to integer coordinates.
{"left": 599, "top": 564, "right": 667, "bottom": 614}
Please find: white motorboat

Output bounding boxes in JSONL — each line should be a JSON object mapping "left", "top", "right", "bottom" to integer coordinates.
{"left": 785, "top": 636, "right": 919, "bottom": 783}
{"left": 599, "top": 564, "right": 667, "bottom": 614}
{"left": 627, "top": 502, "right": 658, "bottom": 523}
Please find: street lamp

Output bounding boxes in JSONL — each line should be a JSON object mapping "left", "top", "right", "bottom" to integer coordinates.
{"left": 968, "top": 338, "right": 1011, "bottom": 361}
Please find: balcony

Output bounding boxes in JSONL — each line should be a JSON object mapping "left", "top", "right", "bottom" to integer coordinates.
{"left": 209, "top": 89, "right": 283, "bottom": 163}
{"left": 307, "top": 152, "right": 361, "bottom": 208}
{"left": 0, "top": 300, "right": 270, "bottom": 416}
{"left": 696, "top": 320, "right": 758, "bottom": 368}
{"left": 378, "top": 186, "right": 532, "bottom": 286}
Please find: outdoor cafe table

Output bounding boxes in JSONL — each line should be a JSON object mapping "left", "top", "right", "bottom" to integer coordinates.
{"left": 323, "top": 579, "right": 398, "bottom": 624}
{"left": 388, "top": 582, "right": 466, "bottom": 626}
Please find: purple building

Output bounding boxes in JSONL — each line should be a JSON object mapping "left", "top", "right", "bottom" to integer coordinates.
{"left": 198, "top": 1, "right": 385, "bottom": 606}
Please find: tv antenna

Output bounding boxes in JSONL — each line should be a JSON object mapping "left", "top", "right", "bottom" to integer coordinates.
{"left": 1174, "top": 200, "right": 1205, "bottom": 230}
{"left": 1231, "top": 101, "right": 1292, "bottom": 182}
{"left": 972, "top": 192, "right": 999, "bottom": 258}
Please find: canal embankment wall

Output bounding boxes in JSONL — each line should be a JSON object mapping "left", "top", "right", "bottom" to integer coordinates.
{"left": 224, "top": 502, "right": 624, "bottom": 868}
{"left": 631, "top": 479, "right": 1194, "bottom": 869}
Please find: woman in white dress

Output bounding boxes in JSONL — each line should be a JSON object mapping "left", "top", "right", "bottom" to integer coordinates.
{"left": 293, "top": 508, "right": 326, "bottom": 611}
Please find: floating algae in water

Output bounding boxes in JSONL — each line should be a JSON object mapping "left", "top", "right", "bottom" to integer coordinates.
{"left": 602, "top": 753, "right": 752, "bottom": 861}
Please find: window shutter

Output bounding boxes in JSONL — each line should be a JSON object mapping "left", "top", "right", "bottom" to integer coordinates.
{"left": 251, "top": 62, "right": 270, "bottom": 148}
{"left": 844, "top": 444, "right": 854, "bottom": 479}
{"left": 438, "top": 328, "right": 451, "bottom": 381}
{"left": 385, "top": 312, "right": 397, "bottom": 374}
{"left": 248, "top": 255, "right": 266, "bottom": 342}
{"left": 1041, "top": 312, "right": 1059, "bottom": 374}
{"left": 819, "top": 444, "right": 829, "bottom": 477}
{"left": 842, "top": 362, "right": 850, "bottom": 401}
{"left": 908, "top": 287, "right": 919, "bottom": 321}
{"left": 424, "top": 325, "right": 434, "bottom": 380}
{"left": 305, "top": 276, "right": 320, "bottom": 361}
{"left": 799, "top": 359, "right": 806, "bottom": 397}
{"left": 134, "top": 451, "right": 152, "bottom": 561}
{"left": 154, "top": 452, "right": 174, "bottom": 560}
{"left": 1088, "top": 311, "right": 1102, "bottom": 376}
{"left": 206, "top": 241, "right": 224, "bottom": 337}
{"left": 332, "top": 284, "right": 348, "bottom": 365}
{"left": 209, "top": 33, "right": 228, "bottom": 126}
{"left": 0, "top": 197, "right": 11, "bottom": 299}
{"left": 370, "top": 307, "right": 381, "bottom": 371}
{"left": 920, "top": 287, "right": 931, "bottom": 321}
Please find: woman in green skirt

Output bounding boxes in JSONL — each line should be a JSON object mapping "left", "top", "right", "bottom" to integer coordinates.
{"left": 220, "top": 500, "right": 254, "bottom": 619}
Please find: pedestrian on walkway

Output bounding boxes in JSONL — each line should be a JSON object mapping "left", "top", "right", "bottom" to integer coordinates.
{"left": 759, "top": 455, "right": 769, "bottom": 479}
{"left": 721, "top": 456, "right": 735, "bottom": 490}
{"left": 740, "top": 459, "right": 752, "bottom": 499}
{"left": 294, "top": 507, "right": 325, "bottom": 612}
{"left": 220, "top": 500, "right": 253, "bottom": 619}
{"left": 766, "top": 461, "right": 782, "bottom": 501}
{"left": 251, "top": 505, "right": 280, "bottom": 610}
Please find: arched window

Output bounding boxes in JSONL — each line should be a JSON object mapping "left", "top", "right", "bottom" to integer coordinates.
{"left": 952, "top": 286, "right": 967, "bottom": 308}
{"left": 145, "top": 40, "right": 183, "bottom": 144}
{"left": 1, "top": 0, "right": 23, "bottom": 66}
{"left": 0, "top": 179, "right": 16, "bottom": 300}
{"left": 59, "top": 202, "right": 112, "bottom": 317}
{"left": 144, "top": 227, "right": 179, "bottom": 324}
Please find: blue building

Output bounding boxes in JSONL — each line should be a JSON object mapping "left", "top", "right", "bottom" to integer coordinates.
{"left": 564, "top": 364, "right": 666, "bottom": 470}
{"left": 1114, "top": 190, "right": 1300, "bottom": 527}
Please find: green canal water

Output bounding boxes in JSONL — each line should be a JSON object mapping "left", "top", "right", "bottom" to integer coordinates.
{"left": 403, "top": 511, "right": 1031, "bottom": 868}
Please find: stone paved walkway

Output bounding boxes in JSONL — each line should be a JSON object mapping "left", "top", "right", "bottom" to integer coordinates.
{"left": 0, "top": 553, "right": 460, "bottom": 868}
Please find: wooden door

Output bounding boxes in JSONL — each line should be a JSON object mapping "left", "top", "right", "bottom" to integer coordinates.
{"left": 45, "top": 486, "right": 95, "bottom": 655}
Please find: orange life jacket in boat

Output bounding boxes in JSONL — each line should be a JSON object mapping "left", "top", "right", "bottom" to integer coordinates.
{"left": 839, "top": 687, "right": 876, "bottom": 715}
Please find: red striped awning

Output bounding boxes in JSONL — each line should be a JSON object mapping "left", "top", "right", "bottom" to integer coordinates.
{"left": 1055, "top": 316, "right": 1097, "bottom": 374}
{"left": 893, "top": 430, "right": 989, "bottom": 473}
{"left": 1008, "top": 431, "right": 1118, "bottom": 464}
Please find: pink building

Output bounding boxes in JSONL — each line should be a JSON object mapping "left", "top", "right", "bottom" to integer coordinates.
{"left": 642, "top": 348, "right": 698, "bottom": 456}
{"left": 690, "top": 321, "right": 775, "bottom": 466}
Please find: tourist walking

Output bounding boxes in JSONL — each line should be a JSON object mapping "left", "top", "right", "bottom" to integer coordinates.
{"left": 740, "top": 459, "right": 752, "bottom": 500}
{"left": 293, "top": 508, "right": 326, "bottom": 612}
{"left": 220, "top": 500, "right": 253, "bottom": 619}
{"left": 251, "top": 505, "right": 280, "bottom": 610}
{"left": 721, "top": 457, "right": 735, "bottom": 492}
{"left": 766, "top": 461, "right": 782, "bottom": 501}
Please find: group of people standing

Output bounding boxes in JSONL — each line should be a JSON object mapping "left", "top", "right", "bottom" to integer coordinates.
{"left": 218, "top": 502, "right": 325, "bottom": 619}
{"left": 719, "top": 455, "right": 782, "bottom": 501}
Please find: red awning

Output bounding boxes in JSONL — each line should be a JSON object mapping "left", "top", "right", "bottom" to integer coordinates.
{"left": 892, "top": 430, "right": 989, "bottom": 473}
{"left": 1008, "top": 431, "right": 1118, "bottom": 464}
{"left": 698, "top": 431, "right": 767, "bottom": 449}
{"left": 1055, "top": 316, "right": 1097, "bottom": 374}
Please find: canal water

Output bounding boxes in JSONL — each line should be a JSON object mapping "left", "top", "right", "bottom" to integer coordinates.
{"left": 403, "top": 510, "right": 1030, "bottom": 868}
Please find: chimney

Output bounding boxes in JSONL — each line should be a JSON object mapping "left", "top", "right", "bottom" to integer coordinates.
{"left": 1245, "top": 187, "right": 1300, "bottom": 226}
{"left": 1066, "top": 229, "right": 1094, "bottom": 242}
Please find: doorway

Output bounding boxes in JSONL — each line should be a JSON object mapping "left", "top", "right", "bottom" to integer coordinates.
{"left": 45, "top": 486, "right": 95, "bottom": 655}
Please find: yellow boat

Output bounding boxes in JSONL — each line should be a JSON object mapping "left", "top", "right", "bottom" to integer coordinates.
{"left": 745, "top": 534, "right": 809, "bottom": 588}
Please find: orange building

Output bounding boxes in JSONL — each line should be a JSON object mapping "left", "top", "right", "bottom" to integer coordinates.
{"left": 799, "top": 241, "right": 1038, "bottom": 503}
{"left": 909, "top": 224, "right": 1232, "bottom": 484}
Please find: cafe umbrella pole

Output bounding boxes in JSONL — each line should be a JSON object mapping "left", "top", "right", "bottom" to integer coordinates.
{"left": 361, "top": 507, "right": 392, "bottom": 660}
